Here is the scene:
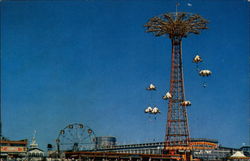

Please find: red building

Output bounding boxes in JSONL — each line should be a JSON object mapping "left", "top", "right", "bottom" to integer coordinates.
{"left": 0, "top": 139, "right": 28, "bottom": 159}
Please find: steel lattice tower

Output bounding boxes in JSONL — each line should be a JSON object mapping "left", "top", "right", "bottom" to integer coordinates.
{"left": 145, "top": 12, "right": 208, "bottom": 152}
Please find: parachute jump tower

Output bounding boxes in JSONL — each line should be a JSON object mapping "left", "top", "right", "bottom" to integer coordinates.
{"left": 145, "top": 12, "right": 208, "bottom": 160}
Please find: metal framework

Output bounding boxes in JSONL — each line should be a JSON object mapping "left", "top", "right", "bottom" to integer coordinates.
{"left": 56, "top": 123, "right": 96, "bottom": 154}
{"left": 144, "top": 12, "right": 208, "bottom": 152}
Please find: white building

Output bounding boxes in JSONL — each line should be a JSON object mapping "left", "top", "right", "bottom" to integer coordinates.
{"left": 27, "top": 131, "right": 44, "bottom": 161}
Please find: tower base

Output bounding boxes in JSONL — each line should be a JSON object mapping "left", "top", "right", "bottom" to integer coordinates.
{"left": 163, "top": 147, "right": 193, "bottom": 161}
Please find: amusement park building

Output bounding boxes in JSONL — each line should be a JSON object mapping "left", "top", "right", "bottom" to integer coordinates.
{"left": 27, "top": 133, "right": 45, "bottom": 161}
{"left": 90, "top": 138, "right": 247, "bottom": 160}
{"left": 0, "top": 138, "right": 28, "bottom": 159}
{"left": 0, "top": 134, "right": 44, "bottom": 160}
{"left": 61, "top": 139, "right": 249, "bottom": 160}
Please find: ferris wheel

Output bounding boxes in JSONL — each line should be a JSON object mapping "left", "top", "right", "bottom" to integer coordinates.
{"left": 56, "top": 123, "right": 96, "bottom": 152}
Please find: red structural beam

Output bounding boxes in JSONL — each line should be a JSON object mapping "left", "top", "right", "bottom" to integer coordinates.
{"left": 65, "top": 151, "right": 183, "bottom": 160}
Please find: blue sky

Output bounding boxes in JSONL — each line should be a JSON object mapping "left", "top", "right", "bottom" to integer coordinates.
{"left": 1, "top": 0, "right": 249, "bottom": 150}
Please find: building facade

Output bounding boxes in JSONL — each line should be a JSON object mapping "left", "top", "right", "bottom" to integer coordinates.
{"left": 0, "top": 138, "right": 28, "bottom": 159}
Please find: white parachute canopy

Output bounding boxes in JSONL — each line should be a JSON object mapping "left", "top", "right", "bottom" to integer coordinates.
{"left": 146, "top": 83, "right": 156, "bottom": 90}
{"left": 231, "top": 151, "right": 246, "bottom": 158}
{"left": 193, "top": 55, "right": 202, "bottom": 63}
{"left": 151, "top": 107, "right": 160, "bottom": 114}
{"left": 144, "top": 106, "right": 153, "bottom": 113}
{"left": 163, "top": 92, "right": 172, "bottom": 100}
{"left": 180, "top": 101, "right": 191, "bottom": 106}
{"left": 199, "top": 70, "right": 212, "bottom": 76}
{"left": 145, "top": 106, "right": 160, "bottom": 114}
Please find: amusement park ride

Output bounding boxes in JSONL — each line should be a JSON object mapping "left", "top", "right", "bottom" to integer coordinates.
{"left": 56, "top": 123, "right": 96, "bottom": 153}
{"left": 144, "top": 8, "right": 210, "bottom": 161}
{"left": 55, "top": 6, "right": 215, "bottom": 161}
